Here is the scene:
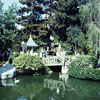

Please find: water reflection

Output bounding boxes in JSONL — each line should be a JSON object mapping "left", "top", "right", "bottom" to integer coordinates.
{"left": 44, "top": 79, "right": 65, "bottom": 94}
{"left": 0, "top": 73, "right": 100, "bottom": 100}
{"left": 16, "top": 96, "right": 28, "bottom": 100}
{"left": 59, "top": 73, "right": 69, "bottom": 82}
{"left": 0, "top": 78, "right": 20, "bottom": 86}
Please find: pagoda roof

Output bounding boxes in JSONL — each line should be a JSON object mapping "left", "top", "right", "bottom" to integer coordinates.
{"left": 26, "top": 35, "right": 38, "bottom": 47}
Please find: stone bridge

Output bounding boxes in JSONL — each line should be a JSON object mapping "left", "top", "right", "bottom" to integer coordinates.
{"left": 42, "top": 56, "right": 65, "bottom": 66}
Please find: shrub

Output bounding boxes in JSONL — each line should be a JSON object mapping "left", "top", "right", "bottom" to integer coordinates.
{"left": 69, "top": 55, "right": 97, "bottom": 68}
{"left": 13, "top": 54, "right": 43, "bottom": 73}
{"left": 68, "top": 66, "right": 100, "bottom": 80}
{"left": 45, "top": 67, "right": 52, "bottom": 74}
{"left": 68, "top": 55, "right": 100, "bottom": 80}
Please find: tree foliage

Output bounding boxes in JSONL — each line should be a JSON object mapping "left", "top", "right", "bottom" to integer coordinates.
{"left": 17, "top": 0, "right": 49, "bottom": 39}
{"left": 0, "top": 2, "right": 18, "bottom": 51}
{"left": 1, "top": 0, "right": 100, "bottom": 55}
{"left": 79, "top": 0, "right": 100, "bottom": 54}
{"left": 46, "top": 0, "right": 85, "bottom": 54}
{"left": 66, "top": 25, "right": 86, "bottom": 54}
{"left": 47, "top": 0, "right": 80, "bottom": 41}
{"left": 17, "top": 0, "right": 100, "bottom": 55}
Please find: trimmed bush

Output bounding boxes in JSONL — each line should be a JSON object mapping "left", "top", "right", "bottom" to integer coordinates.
{"left": 13, "top": 54, "right": 43, "bottom": 73}
{"left": 68, "top": 66, "right": 100, "bottom": 80}
{"left": 68, "top": 55, "right": 100, "bottom": 80}
{"left": 69, "top": 55, "right": 97, "bottom": 68}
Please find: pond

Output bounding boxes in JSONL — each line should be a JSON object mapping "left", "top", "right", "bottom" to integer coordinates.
{"left": 0, "top": 73, "right": 100, "bottom": 100}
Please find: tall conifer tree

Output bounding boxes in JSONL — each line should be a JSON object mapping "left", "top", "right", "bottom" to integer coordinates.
{"left": 18, "top": 0, "right": 50, "bottom": 39}
{"left": 47, "top": 0, "right": 80, "bottom": 41}
{"left": 0, "top": 2, "right": 18, "bottom": 51}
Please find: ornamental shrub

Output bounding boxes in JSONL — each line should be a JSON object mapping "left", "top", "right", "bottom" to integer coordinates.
{"left": 68, "top": 66, "right": 100, "bottom": 80}
{"left": 69, "top": 55, "right": 97, "bottom": 68}
{"left": 13, "top": 54, "right": 43, "bottom": 72}
{"left": 68, "top": 55, "right": 100, "bottom": 80}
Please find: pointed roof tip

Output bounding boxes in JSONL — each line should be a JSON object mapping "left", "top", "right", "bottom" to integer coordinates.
{"left": 26, "top": 35, "right": 38, "bottom": 47}
{"left": 30, "top": 34, "right": 32, "bottom": 38}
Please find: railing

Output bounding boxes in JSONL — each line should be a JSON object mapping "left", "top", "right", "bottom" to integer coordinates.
{"left": 42, "top": 56, "right": 65, "bottom": 66}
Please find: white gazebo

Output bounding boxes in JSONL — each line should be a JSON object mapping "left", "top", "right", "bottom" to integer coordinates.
{"left": 26, "top": 35, "right": 38, "bottom": 55}
{"left": 21, "top": 35, "right": 38, "bottom": 55}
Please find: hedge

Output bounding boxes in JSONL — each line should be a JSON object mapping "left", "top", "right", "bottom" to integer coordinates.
{"left": 68, "top": 55, "right": 100, "bottom": 80}
{"left": 68, "top": 67, "right": 100, "bottom": 80}
{"left": 13, "top": 54, "right": 43, "bottom": 73}
{"left": 69, "top": 55, "right": 97, "bottom": 68}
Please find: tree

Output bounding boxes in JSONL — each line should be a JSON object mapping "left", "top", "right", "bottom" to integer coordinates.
{"left": 79, "top": 0, "right": 100, "bottom": 55}
{"left": 0, "top": 0, "right": 4, "bottom": 50}
{"left": 66, "top": 25, "right": 86, "bottom": 54}
{"left": 47, "top": 0, "right": 67, "bottom": 41}
{"left": 0, "top": 3, "right": 18, "bottom": 51}
{"left": 47, "top": 0, "right": 87, "bottom": 54}
{"left": 47, "top": 0, "right": 80, "bottom": 41}
{"left": 17, "top": 0, "right": 49, "bottom": 40}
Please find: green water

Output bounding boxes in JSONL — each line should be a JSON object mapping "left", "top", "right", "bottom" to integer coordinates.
{"left": 0, "top": 73, "right": 100, "bottom": 100}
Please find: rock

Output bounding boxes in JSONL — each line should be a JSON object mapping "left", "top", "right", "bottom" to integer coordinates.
{"left": 0, "top": 64, "right": 16, "bottom": 79}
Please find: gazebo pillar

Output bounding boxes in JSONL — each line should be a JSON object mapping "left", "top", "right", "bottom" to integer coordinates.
{"left": 21, "top": 41, "right": 27, "bottom": 53}
{"left": 30, "top": 47, "right": 33, "bottom": 55}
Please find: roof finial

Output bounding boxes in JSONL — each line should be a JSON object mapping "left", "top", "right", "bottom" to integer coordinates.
{"left": 30, "top": 34, "right": 32, "bottom": 38}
